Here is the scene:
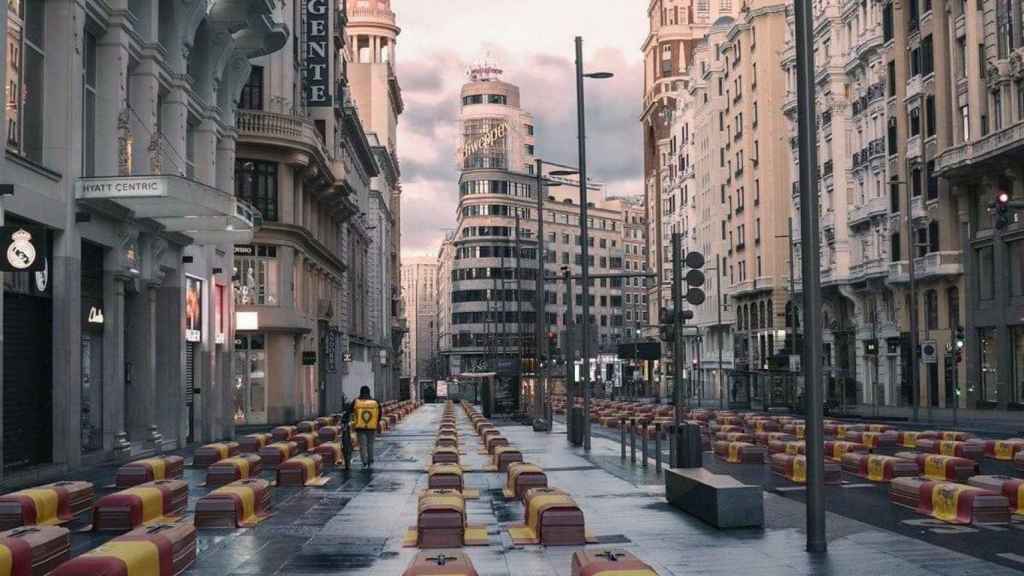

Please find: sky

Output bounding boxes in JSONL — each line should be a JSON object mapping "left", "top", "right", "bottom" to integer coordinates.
{"left": 392, "top": 0, "right": 649, "bottom": 258}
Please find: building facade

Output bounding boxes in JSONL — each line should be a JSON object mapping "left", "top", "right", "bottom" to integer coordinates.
{"left": 344, "top": 0, "right": 406, "bottom": 402}
{"left": 400, "top": 256, "right": 439, "bottom": 391}
{"left": 0, "top": 0, "right": 287, "bottom": 482}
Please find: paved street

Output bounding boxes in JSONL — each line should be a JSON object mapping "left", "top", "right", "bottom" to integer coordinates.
{"left": 50, "top": 404, "right": 1023, "bottom": 575}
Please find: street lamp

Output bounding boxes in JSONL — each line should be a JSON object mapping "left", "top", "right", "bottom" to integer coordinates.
{"left": 575, "top": 35, "right": 613, "bottom": 452}
{"left": 534, "top": 159, "right": 569, "bottom": 430}
{"left": 890, "top": 176, "right": 920, "bottom": 423}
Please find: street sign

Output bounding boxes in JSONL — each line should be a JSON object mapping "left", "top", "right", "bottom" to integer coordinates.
{"left": 921, "top": 341, "right": 937, "bottom": 364}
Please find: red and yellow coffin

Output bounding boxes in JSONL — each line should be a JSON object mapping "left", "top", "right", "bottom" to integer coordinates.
{"left": 754, "top": 432, "right": 795, "bottom": 446}
{"left": 259, "top": 441, "right": 299, "bottom": 469}
{"left": 115, "top": 456, "right": 185, "bottom": 488}
{"left": 315, "top": 442, "right": 347, "bottom": 467}
{"left": 292, "top": 432, "right": 318, "bottom": 453}
{"left": 92, "top": 480, "right": 188, "bottom": 531}
{"left": 503, "top": 463, "right": 548, "bottom": 502}
{"left": 239, "top": 433, "right": 272, "bottom": 454}
{"left": 842, "top": 453, "right": 919, "bottom": 482}
{"left": 317, "top": 425, "right": 342, "bottom": 444}
{"left": 916, "top": 439, "right": 984, "bottom": 461}
{"left": 770, "top": 453, "right": 842, "bottom": 484}
{"left": 271, "top": 426, "right": 296, "bottom": 443}
{"left": 968, "top": 475, "right": 1024, "bottom": 516}
{"left": 276, "top": 455, "right": 326, "bottom": 487}
{"left": 824, "top": 441, "right": 869, "bottom": 462}
{"left": 890, "top": 477, "right": 1010, "bottom": 524}
{"left": 713, "top": 441, "right": 766, "bottom": 464}
{"left": 0, "top": 481, "right": 94, "bottom": 530}
{"left": 193, "top": 442, "right": 240, "bottom": 469}
{"left": 919, "top": 430, "right": 972, "bottom": 442}
{"left": 53, "top": 518, "right": 196, "bottom": 576}
{"left": 507, "top": 488, "right": 586, "bottom": 546}
{"left": 747, "top": 419, "right": 781, "bottom": 434}
{"left": 716, "top": 431, "right": 754, "bottom": 443}
{"left": 769, "top": 440, "right": 806, "bottom": 455}
{"left": 570, "top": 549, "right": 657, "bottom": 576}
{"left": 0, "top": 524, "right": 71, "bottom": 575}
{"left": 195, "top": 479, "right": 272, "bottom": 528}
{"left": 895, "top": 452, "right": 977, "bottom": 483}
{"left": 824, "top": 423, "right": 865, "bottom": 439}
{"left": 206, "top": 454, "right": 262, "bottom": 487}
{"left": 843, "top": 430, "right": 897, "bottom": 449}
{"left": 296, "top": 420, "right": 317, "bottom": 434}
{"left": 976, "top": 438, "right": 1024, "bottom": 461}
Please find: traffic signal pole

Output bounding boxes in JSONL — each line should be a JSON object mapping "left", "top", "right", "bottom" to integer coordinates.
{"left": 672, "top": 233, "right": 683, "bottom": 433}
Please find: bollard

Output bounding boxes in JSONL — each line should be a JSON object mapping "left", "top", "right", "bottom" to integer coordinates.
{"left": 640, "top": 421, "right": 649, "bottom": 468}
{"left": 654, "top": 423, "right": 662, "bottom": 473}
{"left": 629, "top": 419, "right": 637, "bottom": 464}
{"left": 620, "top": 418, "right": 627, "bottom": 460}
{"left": 667, "top": 424, "right": 676, "bottom": 470}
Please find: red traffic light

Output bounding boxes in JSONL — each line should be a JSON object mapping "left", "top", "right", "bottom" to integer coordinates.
{"left": 998, "top": 192, "right": 1010, "bottom": 204}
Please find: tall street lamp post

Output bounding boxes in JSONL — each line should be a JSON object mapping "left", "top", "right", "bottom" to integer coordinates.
{"left": 574, "top": 35, "right": 613, "bottom": 452}
{"left": 534, "top": 158, "right": 567, "bottom": 429}
{"left": 794, "top": 0, "right": 827, "bottom": 553}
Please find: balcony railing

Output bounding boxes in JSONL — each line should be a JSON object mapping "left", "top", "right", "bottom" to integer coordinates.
{"left": 906, "top": 134, "right": 922, "bottom": 159}
{"left": 848, "top": 195, "right": 888, "bottom": 227}
{"left": 236, "top": 110, "right": 331, "bottom": 164}
{"left": 935, "top": 120, "right": 1024, "bottom": 175}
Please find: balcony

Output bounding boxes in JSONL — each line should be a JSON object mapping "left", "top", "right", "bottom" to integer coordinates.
{"left": 848, "top": 258, "right": 888, "bottom": 281}
{"left": 822, "top": 210, "right": 835, "bottom": 231}
{"left": 909, "top": 193, "right": 929, "bottom": 222}
{"left": 848, "top": 195, "right": 888, "bottom": 227}
{"left": 237, "top": 110, "right": 332, "bottom": 168}
{"left": 906, "top": 134, "right": 922, "bottom": 160}
{"left": 935, "top": 120, "right": 1024, "bottom": 177}
{"left": 886, "top": 251, "right": 962, "bottom": 284}
{"left": 905, "top": 75, "right": 922, "bottom": 100}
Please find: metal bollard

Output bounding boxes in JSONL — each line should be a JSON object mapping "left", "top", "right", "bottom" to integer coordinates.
{"left": 629, "top": 419, "right": 637, "bottom": 464}
{"left": 640, "top": 421, "right": 649, "bottom": 468}
{"left": 654, "top": 423, "right": 662, "bottom": 473}
{"left": 667, "top": 424, "right": 676, "bottom": 469}
{"left": 620, "top": 418, "right": 627, "bottom": 460}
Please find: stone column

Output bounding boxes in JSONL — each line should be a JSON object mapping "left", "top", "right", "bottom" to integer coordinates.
{"left": 161, "top": 84, "right": 190, "bottom": 176}
{"left": 129, "top": 59, "right": 161, "bottom": 175}
{"left": 193, "top": 120, "right": 219, "bottom": 187}
{"left": 215, "top": 134, "right": 237, "bottom": 194}
{"left": 103, "top": 273, "right": 127, "bottom": 452}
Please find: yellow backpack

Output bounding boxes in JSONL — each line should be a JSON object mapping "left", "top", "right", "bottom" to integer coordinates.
{"left": 353, "top": 399, "right": 380, "bottom": 430}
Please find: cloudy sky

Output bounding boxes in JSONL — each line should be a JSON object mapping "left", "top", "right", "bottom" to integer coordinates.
{"left": 392, "top": 0, "right": 648, "bottom": 257}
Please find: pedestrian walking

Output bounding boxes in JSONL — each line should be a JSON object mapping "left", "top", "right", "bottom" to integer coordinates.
{"left": 345, "top": 386, "right": 381, "bottom": 469}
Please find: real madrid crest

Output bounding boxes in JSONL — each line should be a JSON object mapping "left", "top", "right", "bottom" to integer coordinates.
{"left": 6, "top": 228, "right": 36, "bottom": 270}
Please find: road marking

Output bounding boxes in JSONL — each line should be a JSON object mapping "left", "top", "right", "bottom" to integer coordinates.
{"left": 840, "top": 483, "right": 877, "bottom": 489}
{"left": 998, "top": 553, "right": 1024, "bottom": 565}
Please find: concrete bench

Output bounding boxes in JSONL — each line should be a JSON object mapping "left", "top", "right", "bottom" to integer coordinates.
{"left": 665, "top": 467, "right": 763, "bottom": 528}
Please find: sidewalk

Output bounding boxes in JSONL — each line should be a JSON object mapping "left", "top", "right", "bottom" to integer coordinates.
{"left": 179, "top": 403, "right": 1020, "bottom": 575}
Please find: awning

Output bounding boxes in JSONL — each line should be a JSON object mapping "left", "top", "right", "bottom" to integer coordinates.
{"left": 75, "top": 175, "right": 257, "bottom": 245}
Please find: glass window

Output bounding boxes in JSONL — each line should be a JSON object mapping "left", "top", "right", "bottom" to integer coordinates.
{"left": 925, "top": 289, "right": 938, "bottom": 330}
{"left": 978, "top": 246, "right": 995, "bottom": 300}
{"left": 1010, "top": 241, "right": 1024, "bottom": 297}
{"left": 7, "top": 0, "right": 45, "bottom": 161}
{"left": 240, "top": 66, "right": 264, "bottom": 110}
{"left": 980, "top": 328, "right": 999, "bottom": 403}
{"left": 83, "top": 30, "right": 96, "bottom": 177}
{"left": 1013, "top": 326, "right": 1024, "bottom": 404}
{"left": 234, "top": 245, "right": 279, "bottom": 305}
{"left": 235, "top": 159, "right": 278, "bottom": 221}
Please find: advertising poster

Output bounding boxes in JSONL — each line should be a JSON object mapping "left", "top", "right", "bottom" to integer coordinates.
{"left": 185, "top": 276, "right": 203, "bottom": 342}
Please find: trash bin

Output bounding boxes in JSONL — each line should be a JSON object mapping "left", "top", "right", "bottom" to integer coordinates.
{"left": 569, "top": 407, "right": 584, "bottom": 446}
{"left": 673, "top": 423, "right": 702, "bottom": 468}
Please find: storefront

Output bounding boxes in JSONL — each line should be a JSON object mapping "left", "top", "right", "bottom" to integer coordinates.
{"left": 79, "top": 241, "right": 105, "bottom": 454}
{"left": 2, "top": 221, "right": 53, "bottom": 471}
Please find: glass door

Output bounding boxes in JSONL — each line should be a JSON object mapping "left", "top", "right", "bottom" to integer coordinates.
{"left": 232, "top": 334, "right": 267, "bottom": 424}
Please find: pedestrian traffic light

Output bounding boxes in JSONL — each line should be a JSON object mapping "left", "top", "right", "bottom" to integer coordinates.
{"left": 994, "top": 190, "right": 1011, "bottom": 229}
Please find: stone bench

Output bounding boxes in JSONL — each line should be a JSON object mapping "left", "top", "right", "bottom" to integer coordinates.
{"left": 665, "top": 467, "right": 763, "bottom": 528}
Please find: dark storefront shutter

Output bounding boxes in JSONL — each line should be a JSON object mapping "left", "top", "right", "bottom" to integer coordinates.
{"left": 3, "top": 293, "right": 53, "bottom": 470}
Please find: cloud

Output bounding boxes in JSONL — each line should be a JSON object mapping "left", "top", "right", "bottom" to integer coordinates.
{"left": 392, "top": 2, "right": 647, "bottom": 257}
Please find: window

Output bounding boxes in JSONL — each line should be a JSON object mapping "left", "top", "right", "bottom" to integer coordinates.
{"left": 526, "top": 124, "right": 534, "bottom": 135}
{"left": 887, "top": 117, "right": 898, "bottom": 154}
{"left": 993, "top": 89, "right": 1004, "bottom": 131}
{"left": 891, "top": 232, "right": 902, "bottom": 261}
{"left": 887, "top": 62, "right": 896, "bottom": 97}
{"left": 240, "top": 66, "right": 264, "bottom": 110}
{"left": 525, "top": 144, "right": 535, "bottom": 155}
{"left": 947, "top": 286, "right": 960, "bottom": 329}
{"left": 908, "top": 0, "right": 919, "bottom": 29}
{"left": 921, "top": 35, "right": 934, "bottom": 75}
{"left": 925, "top": 95, "right": 936, "bottom": 137}
{"left": 83, "top": 30, "right": 97, "bottom": 177}
{"left": 978, "top": 246, "right": 995, "bottom": 301}
{"left": 925, "top": 289, "right": 938, "bottom": 330}
{"left": 997, "top": 0, "right": 1018, "bottom": 57}
{"left": 754, "top": 179, "right": 760, "bottom": 204}
{"left": 6, "top": 0, "right": 45, "bottom": 161}
{"left": 486, "top": 94, "right": 507, "bottom": 105}
{"left": 883, "top": 2, "right": 894, "bottom": 41}
{"left": 1011, "top": 241, "right": 1024, "bottom": 297}
{"left": 961, "top": 105, "right": 970, "bottom": 141}
{"left": 926, "top": 160, "right": 938, "bottom": 200}
{"left": 235, "top": 160, "right": 279, "bottom": 221}
{"left": 909, "top": 107, "right": 921, "bottom": 137}
{"left": 462, "top": 94, "right": 483, "bottom": 105}
{"left": 980, "top": 328, "right": 999, "bottom": 402}
{"left": 911, "top": 166, "right": 923, "bottom": 197}
{"left": 234, "top": 245, "right": 280, "bottom": 305}
{"left": 1014, "top": 326, "right": 1024, "bottom": 404}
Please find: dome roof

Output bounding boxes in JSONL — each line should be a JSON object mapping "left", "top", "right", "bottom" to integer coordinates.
{"left": 711, "top": 16, "right": 735, "bottom": 32}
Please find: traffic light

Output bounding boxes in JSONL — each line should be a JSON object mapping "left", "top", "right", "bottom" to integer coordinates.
{"left": 684, "top": 252, "right": 706, "bottom": 306}
{"left": 995, "top": 190, "right": 1011, "bottom": 229}
{"left": 659, "top": 307, "right": 694, "bottom": 341}
{"left": 547, "top": 331, "right": 558, "bottom": 359}
{"left": 954, "top": 326, "right": 965, "bottom": 363}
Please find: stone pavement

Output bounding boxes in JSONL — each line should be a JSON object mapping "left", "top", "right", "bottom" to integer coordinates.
{"left": 172, "top": 403, "right": 1022, "bottom": 575}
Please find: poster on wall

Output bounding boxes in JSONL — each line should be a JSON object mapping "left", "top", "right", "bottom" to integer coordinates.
{"left": 185, "top": 276, "right": 203, "bottom": 342}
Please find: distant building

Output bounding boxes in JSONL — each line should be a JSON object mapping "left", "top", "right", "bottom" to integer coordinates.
{"left": 401, "top": 256, "right": 440, "bottom": 391}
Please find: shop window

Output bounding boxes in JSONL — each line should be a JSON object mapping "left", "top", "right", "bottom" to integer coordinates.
{"left": 233, "top": 334, "right": 267, "bottom": 424}
{"left": 234, "top": 245, "right": 280, "bottom": 305}
{"left": 947, "top": 286, "right": 960, "bottom": 329}
{"left": 925, "top": 289, "right": 938, "bottom": 330}
{"left": 979, "top": 329, "right": 999, "bottom": 403}
{"left": 80, "top": 241, "right": 105, "bottom": 454}
{"left": 6, "top": 0, "right": 45, "bottom": 162}
{"left": 235, "top": 159, "right": 278, "bottom": 221}
{"left": 1013, "top": 326, "right": 1024, "bottom": 404}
